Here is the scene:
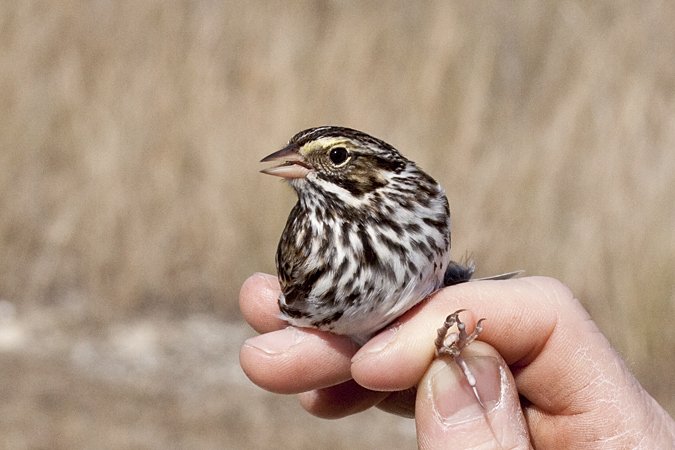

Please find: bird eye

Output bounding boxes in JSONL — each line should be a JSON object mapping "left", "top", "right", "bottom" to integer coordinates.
{"left": 329, "top": 147, "right": 349, "bottom": 166}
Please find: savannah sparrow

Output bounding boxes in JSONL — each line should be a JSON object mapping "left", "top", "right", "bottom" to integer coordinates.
{"left": 261, "top": 126, "right": 517, "bottom": 402}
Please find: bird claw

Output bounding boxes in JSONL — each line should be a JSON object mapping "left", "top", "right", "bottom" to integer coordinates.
{"left": 434, "top": 309, "right": 486, "bottom": 408}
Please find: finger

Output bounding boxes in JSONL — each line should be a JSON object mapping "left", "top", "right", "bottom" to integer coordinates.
{"left": 239, "top": 326, "right": 358, "bottom": 394}
{"left": 416, "top": 342, "right": 532, "bottom": 450}
{"left": 239, "top": 273, "right": 288, "bottom": 333}
{"left": 297, "top": 380, "right": 390, "bottom": 419}
{"left": 376, "top": 387, "right": 417, "bottom": 418}
{"left": 299, "top": 385, "right": 419, "bottom": 419}
{"left": 350, "top": 277, "right": 564, "bottom": 392}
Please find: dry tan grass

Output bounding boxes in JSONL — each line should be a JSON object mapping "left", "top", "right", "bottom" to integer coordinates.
{"left": 1, "top": 1, "right": 674, "bottom": 448}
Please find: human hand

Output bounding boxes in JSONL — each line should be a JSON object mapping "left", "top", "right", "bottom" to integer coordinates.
{"left": 239, "top": 273, "right": 675, "bottom": 449}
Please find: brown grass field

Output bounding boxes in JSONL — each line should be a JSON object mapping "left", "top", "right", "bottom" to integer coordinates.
{"left": 1, "top": 1, "right": 674, "bottom": 448}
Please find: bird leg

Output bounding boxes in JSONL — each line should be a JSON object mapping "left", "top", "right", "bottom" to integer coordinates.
{"left": 434, "top": 309, "right": 487, "bottom": 408}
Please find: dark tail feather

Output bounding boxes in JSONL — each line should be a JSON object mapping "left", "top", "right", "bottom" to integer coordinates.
{"left": 443, "top": 260, "right": 523, "bottom": 287}
{"left": 443, "top": 260, "right": 476, "bottom": 286}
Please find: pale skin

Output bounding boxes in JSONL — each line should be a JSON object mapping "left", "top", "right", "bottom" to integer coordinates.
{"left": 239, "top": 274, "right": 675, "bottom": 449}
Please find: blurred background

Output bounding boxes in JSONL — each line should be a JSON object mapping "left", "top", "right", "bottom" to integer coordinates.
{"left": 1, "top": 1, "right": 674, "bottom": 448}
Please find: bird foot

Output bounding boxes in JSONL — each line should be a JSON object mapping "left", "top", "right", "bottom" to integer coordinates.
{"left": 434, "top": 309, "right": 486, "bottom": 408}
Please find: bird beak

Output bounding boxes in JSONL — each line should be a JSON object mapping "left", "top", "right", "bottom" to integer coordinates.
{"left": 260, "top": 144, "right": 313, "bottom": 179}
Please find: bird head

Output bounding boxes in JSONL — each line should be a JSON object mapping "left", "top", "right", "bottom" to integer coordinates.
{"left": 260, "top": 126, "right": 409, "bottom": 198}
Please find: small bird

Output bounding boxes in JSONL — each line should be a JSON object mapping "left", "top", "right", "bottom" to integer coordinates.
{"left": 261, "top": 127, "right": 518, "bottom": 403}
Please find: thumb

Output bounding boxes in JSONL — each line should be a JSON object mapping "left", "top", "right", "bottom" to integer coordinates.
{"left": 415, "top": 342, "right": 532, "bottom": 450}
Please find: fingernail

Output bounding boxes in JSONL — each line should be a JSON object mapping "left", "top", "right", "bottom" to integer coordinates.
{"left": 429, "top": 356, "right": 502, "bottom": 424}
{"left": 352, "top": 327, "right": 397, "bottom": 362}
{"left": 244, "top": 327, "right": 303, "bottom": 355}
{"left": 254, "top": 272, "right": 279, "bottom": 289}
